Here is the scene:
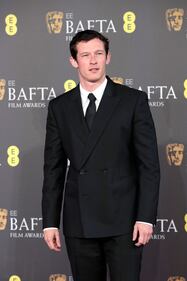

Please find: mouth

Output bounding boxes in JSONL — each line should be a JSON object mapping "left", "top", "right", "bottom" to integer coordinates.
{"left": 89, "top": 68, "right": 99, "bottom": 73}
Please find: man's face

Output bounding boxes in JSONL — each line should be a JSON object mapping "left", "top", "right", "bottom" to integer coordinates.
{"left": 0, "top": 209, "right": 8, "bottom": 230}
{"left": 70, "top": 38, "right": 111, "bottom": 85}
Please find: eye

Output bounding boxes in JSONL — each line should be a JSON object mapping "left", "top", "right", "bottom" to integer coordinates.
{"left": 81, "top": 53, "right": 89, "bottom": 57}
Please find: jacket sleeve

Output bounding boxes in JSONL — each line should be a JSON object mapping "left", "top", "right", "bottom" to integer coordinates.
{"left": 132, "top": 91, "right": 160, "bottom": 225}
{"left": 42, "top": 101, "right": 67, "bottom": 229}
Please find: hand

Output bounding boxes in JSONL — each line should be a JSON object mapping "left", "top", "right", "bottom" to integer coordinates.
{"left": 132, "top": 222, "right": 153, "bottom": 247}
{"left": 43, "top": 229, "right": 61, "bottom": 252}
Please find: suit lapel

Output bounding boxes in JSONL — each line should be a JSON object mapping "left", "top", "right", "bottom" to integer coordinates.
{"left": 69, "top": 85, "right": 90, "bottom": 145}
{"left": 68, "top": 78, "right": 122, "bottom": 169}
{"left": 80, "top": 78, "right": 121, "bottom": 169}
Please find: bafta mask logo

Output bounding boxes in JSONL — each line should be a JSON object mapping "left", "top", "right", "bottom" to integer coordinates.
{"left": 111, "top": 77, "right": 124, "bottom": 85}
{"left": 0, "top": 79, "right": 6, "bottom": 101}
{"left": 166, "top": 143, "right": 184, "bottom": 166}
{"left": 166, "top": 8, "right": 184, "bottom": 31}
{"left": 0, "top": 208, "right": 8, "bottom": 230}
{"left": 49, "top": 274, "right": 67, "bottom": 281}
{"left": 46, "top": 11, "right": 64, "bottom": 34}
{"left": 167, "top": 277, "right": 186, "bottom": 281}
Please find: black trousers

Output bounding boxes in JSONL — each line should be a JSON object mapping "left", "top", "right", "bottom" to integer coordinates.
{"left": 65, "top": 234, "right": 143, "bottom": 281}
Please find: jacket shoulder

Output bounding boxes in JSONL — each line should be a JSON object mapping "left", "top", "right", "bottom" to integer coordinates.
{"left": 112, "top": 81, "right": 147, "bottom": 102}
{"left": 48, "top": 86, "right": 78, "bottom": 109}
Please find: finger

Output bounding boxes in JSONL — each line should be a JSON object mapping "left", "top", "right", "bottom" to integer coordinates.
{"left": 46, "top": 237, "right": 56, "bottom": 250}
{"left": 44, "top": 233, "right": 58, "bottom": 251}
{"left": 49, "top": 240, "right": 56, "bottom": 250}
{"left": 136, "top": 233, "right": 151, "bottom": 246}
{"left": 135, "top": 234, "right": 145, "bottom": 246}
{"left": 55, "top": 232, "right": 61, "bottom": 249}
{"left": 146, "top": 234, "right": 152, "bottom": 244}
{"left": 52, "top": 233, "right": 61, "bottom": 251}
{"left": 49, "top": 238, "right": 61, "bottom": 251}
{"left": 132, "top": 225, "right": 138, "bottom": 241}
{"left": 144, "top": 230, "right": 152, "bottom": 244}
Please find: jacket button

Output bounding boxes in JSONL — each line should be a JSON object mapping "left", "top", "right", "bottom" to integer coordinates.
{"left": 81, "top": 193, "right": 88, "bottom": 197}
{"left": 79, "top": 170, "right": 87, "bottom": 175}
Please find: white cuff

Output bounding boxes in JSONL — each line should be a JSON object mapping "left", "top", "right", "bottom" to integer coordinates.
{"left": 136, "top": 221, "right": 153, "bottom": 227}
{"left": 43, "top": 227, "right": 58, "bottom": 231}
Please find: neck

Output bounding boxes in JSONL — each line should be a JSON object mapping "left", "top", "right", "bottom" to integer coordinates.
{"left": 80, "top": 76, "right": 106, "bottom": 92}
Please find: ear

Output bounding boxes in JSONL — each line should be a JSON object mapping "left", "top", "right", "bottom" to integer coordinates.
{"left": 106, "top": 51, "right": 111, "bottom": 65}
{"left": 69, "top": 56, "right": 78, "bottom": 68}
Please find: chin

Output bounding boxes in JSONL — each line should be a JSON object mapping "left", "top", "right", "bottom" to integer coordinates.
{"left": 88, "top": 74, "right": 104, "bottom": 83}
{"left": 88, "top": 78, "right": 100, "bottom": 83}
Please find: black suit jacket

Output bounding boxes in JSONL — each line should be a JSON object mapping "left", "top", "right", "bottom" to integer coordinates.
{"left": 42, "top": 77, "right": 160, "bottom": 238}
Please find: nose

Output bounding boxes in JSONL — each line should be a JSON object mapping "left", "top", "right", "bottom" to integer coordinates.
{"left": 90, "top": 54, "right": 97, "bottom": 64}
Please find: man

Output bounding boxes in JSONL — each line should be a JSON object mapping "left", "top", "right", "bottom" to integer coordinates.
{"left": 42, "top": 30, "right": 160, "bottom": 281}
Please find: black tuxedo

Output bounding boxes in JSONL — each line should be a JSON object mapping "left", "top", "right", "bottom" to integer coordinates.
{"left": 42, "top": 77, "right": 160, "bottom": 238}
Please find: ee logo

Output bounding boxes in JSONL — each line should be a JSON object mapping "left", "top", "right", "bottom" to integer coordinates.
{"left": 184, "top": 214, "right": 187, "bottom": 232}
{"left": 184, "top": 80, "right": 187, "bottom": 99}
{"left": 9, "top": 276, "right": 21, "bottom": 281}
{"left": 5, "top": 14, "right": 18, "bottom": 36}
{"left": 7, "top": 146, "right": 20, "bottom": 167}
{"left": 123, "top": 11, "right": 136, "bottom": 33}
{"left": 64, "top": 80, "right": 76, "bottom": 92}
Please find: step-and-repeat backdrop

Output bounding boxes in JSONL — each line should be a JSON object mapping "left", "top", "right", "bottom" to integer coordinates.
{"left": 0, "top": 0, "right": 187, "bottom": 280}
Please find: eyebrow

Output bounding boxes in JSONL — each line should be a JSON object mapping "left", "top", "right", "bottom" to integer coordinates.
{"left": 79, "top": 49, "right": 105, "bottom": 54}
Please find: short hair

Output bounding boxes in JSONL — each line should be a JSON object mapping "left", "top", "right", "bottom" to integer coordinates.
{"left": 70, "top": 29, "right": 109, "bottom": 60}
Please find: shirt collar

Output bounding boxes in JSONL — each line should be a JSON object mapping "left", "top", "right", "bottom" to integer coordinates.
{"left": 79, "top": 78, "right": 107, "bottom": 104}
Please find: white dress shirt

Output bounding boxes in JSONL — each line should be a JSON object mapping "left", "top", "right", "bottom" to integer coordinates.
{"left": 79, "top": 77, "right": 107, "bottom": 115}
{"left": 44, "top": 78, "right": 152, "bottom": 231}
